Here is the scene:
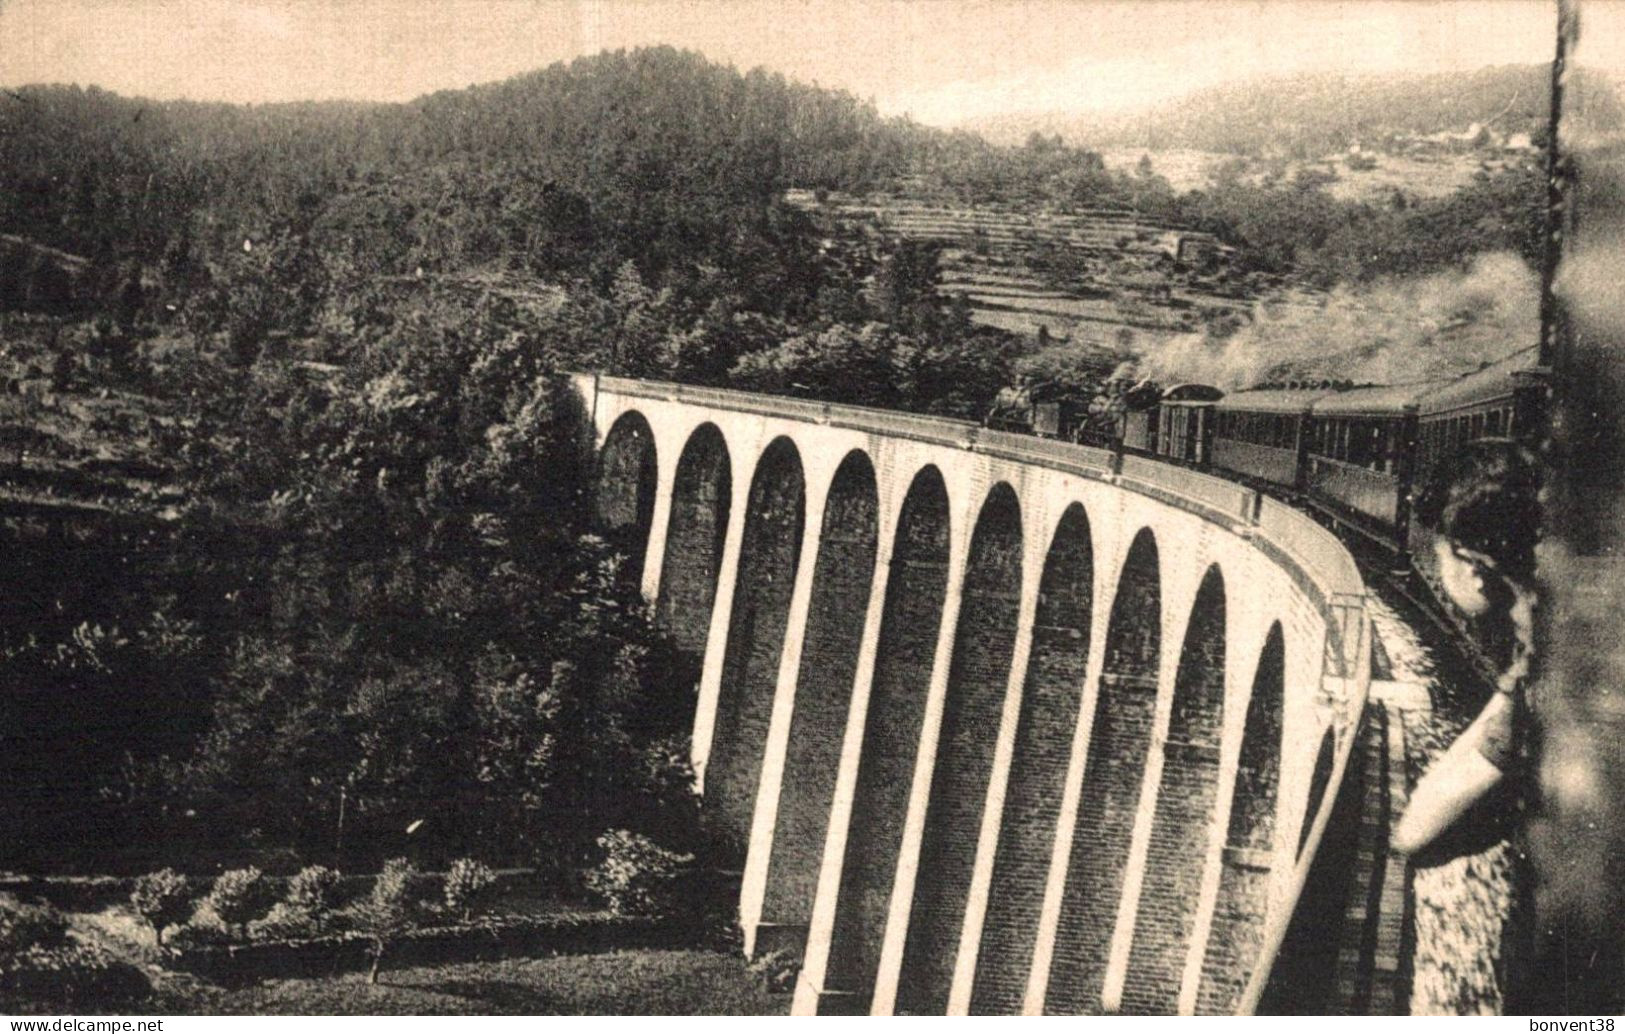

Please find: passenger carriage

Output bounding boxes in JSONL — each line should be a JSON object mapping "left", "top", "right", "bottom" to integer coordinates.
{"left": 1303, "top": 381, "right": 1440, "bottom": 551}
{"left": 1409, "top": 345, "right": 1547, "bottom": 630}
{"left": 1210, "top": 385, "right": 1332, "bottom": 489}
{"left": 1153, "top": 383, "right": 1224, "bottom": 464}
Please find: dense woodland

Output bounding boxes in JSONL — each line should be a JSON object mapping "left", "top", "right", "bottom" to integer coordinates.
{"left": 0, "top": 48, "right": 1553, "bottom": 882}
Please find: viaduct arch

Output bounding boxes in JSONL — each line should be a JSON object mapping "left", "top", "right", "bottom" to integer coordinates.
{"left": 574, "top": 374, "right": 1371, "bottom": 1016}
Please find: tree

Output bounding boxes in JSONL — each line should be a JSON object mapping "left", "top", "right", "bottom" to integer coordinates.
{"left": 129, "top": 869, "right": 192, "bottom": 948}
{"left": 443, "top": 858, "right": 497, "bottom": 923}
{"left": 203, "top": 867, "right": 273, "bottom": 938}
{"left": 354, "top": 858, "right": 419, "bottom": 984}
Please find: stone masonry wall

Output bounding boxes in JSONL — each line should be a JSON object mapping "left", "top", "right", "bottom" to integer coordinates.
{"left": 1299, "top": 731, "right": 1337, "bottom": 857}
{"left": 1122, "top": 567, "right": 1228, "bottom": 1014}
{"left": 595, "top": 412, "right": 657, "bottom": 585}
{"left": 655, "top": 425, "right": 730, "bottom": 658}
{"left": 762, "top": 453, "right": 879, "bottom": 929}
{"left": 896, "top": 485, "right": 1024, "bottom": 1014}
{"left": 1256, "top": 706, "right": 1374, "bottom": 1014}
{"left": 1198, "top": 624, "right": 1285, "bottom": 1014}
{"left": 826, "top": 469, "right": 950, "bottom": 1000}
{"left": 970, "top": 503, "right": 1094, "bottom": 1014}
{"left": 708, "top": 439, "right": 805, "bottom": 855}
{"left": 1046, "top": 529, "right": 1162, "bottom": 1014}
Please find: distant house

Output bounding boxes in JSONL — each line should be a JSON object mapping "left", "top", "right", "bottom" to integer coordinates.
{"left": 1155, "top": 230, "right": 1229, "bottom": 266}
{"left": 1422, "top": 122, "right": 1492, "bottom": 150}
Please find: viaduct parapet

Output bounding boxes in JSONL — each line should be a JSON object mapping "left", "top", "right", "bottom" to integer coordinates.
{"left": 573, "top": 373, "right": 1372, "bottom": 1016}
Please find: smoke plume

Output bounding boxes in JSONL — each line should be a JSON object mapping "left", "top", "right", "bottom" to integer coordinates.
{"left": 1131, "top": 252, "right": 1540, "bottom": 390}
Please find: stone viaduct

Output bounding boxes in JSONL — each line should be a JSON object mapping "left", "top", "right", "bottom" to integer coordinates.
{"left": 573, "top": 373, "right": 1373, "bottom": 1016}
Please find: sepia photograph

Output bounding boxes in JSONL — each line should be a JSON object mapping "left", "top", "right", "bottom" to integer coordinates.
{"left": 0, "top": 0, "right": 1622, "bottom": 1018}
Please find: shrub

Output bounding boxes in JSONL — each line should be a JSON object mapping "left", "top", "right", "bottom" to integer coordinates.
{"left": 352, "top": 858, "right": 419, "bottom": 984}
{"left": 128, "top": 869, "right": 192, "bottom": 948}
{"left": 0, "top": 895, "right": 69, "bottom": 956}
{"left": 203, "top": 867, "right": 273, "bottom": 936}
{"left": 285, "top": 865, "right": 341, "bottom": 914}
{"left": 165, "top": 915, "right": 231, "bottom": 951}
{"left": 247, "top": 901, "right": 326, "bottom": 941}
{"left": 443, "top": 859, "right": 497, "bottom": 923}
{"left": 583, "top": 830, "right": 693, "bottom": 916}
{"left": 242, "top": 864, "right": 343, "bottom": 941}
{"left": 0, "top": 944, "right": 149, "bottom": 1010}
{"left": 747, "top": 947, "right": 801, "bottom": 994}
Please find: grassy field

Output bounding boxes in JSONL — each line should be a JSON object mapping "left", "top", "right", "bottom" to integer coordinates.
{"left": 134, "top": 949, "right": 787, "bottom": 1016}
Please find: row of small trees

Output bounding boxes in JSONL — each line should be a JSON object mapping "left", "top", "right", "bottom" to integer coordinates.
{"left": 131, "top": 859, "right": 499, "bottom": 983}
{"left": 127, "top": 834, "right": 690, "bottom": 984}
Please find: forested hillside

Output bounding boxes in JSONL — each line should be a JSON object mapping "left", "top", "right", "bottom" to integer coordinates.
{"left": 0, "top": 46, "right": 1554, "bottom": 880}
{"left": 3, "top": 48, "right": 1551, "bottom": 340}
{"left": 0, "top": 49, "right": 1033, "bottom": 878}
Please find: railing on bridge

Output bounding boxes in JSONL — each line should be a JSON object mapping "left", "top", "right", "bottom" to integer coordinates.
{"left": 596, "top": 374, "right": 984, "bottom": 450}
{"left": 1119, "top": 454, "right": 1258, "bottom": 526}
{"left": 1256, "top": 497, "right": 1365, "bottom": 604}
{"left": 969, "top": 426, "right": 1114, "bottom": 478}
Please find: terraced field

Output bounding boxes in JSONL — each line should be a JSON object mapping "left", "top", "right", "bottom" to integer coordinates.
{"left": 0, "top": 318, "right": 193, "bottom": 533}
{"left": 785, "top": 189, "right": 1258, "bottom": 351}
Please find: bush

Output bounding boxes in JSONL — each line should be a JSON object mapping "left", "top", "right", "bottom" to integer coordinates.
{"left": 246, "top": 901, "right": 329, "bottom": 941}
{"left": 129, "top": 869, "right": 192, "bottom": 948}
{"left": 165, "top": 915, "right": 231, "bottom": 951}
{"left": 747, "top": 947, "right": 801, "bottom": 994}
{"left": 353, "top": 858, "right": 420, "bottom": 984}
{"left": 0, "top": 895, "right": 69, "bottom": 956}
{"left": 443, "top": 859, "right": 497, "bottom": 923}
{"left": 242, "top": 864, "right": 343, "bottom": 941}
{"left": 203, "top": 867, "right": 273, "bottom": 936}
{"left": 583, "top": 830, "right": 693, "bottom": 916}
{"left": 285, "top": 865, "right": 341, "bottom": 914}
{"left": 0, "top": 944, "right": 149, "bottom": 1010}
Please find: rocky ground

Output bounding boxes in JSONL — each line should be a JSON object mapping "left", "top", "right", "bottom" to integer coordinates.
{"left": 1367, "top": 590, "right": 1521, "bottom": 1015}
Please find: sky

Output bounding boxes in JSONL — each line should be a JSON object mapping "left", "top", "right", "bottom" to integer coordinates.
{"left": 1, "top": 0, "right": 1622, "bottom": 126}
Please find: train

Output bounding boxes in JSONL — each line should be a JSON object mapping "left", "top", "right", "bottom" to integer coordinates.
{"left": 1109, "top": 344, "right": 1547, "bottom": 673}
{"left": 981, "top": 345, "right": 1545, "bottom": 579}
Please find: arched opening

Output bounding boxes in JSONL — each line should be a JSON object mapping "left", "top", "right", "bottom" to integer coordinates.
{"left": 707, "top": 437, "right": 805, "bottom": 857}
{"left": 1123, "top": 565, "right": 1227, "bottom": 1014}
{"left": 1257, "top": 711, "right": 1374, "bottom": 1015}
{"left": 656, "top": 424, "right": 731, "bottom": 659}
{"left": 825, "top": 466, "right": 951, "bottom": 1006}
{"left": 1299, "top": 729, "right": 1337, "bottom": 857}
{"left": 1047, "top": 528, "right": 1161, "bottom": 1014}
{"left": 1197, "top": 622, "right": 1285, "bottom": 1014}
{"left": 972, "top": 502, "right": 1094, "bottom": 1015}
{"left": 594, "top": 411, "right": 657, "bottom": 586}
{"left": 760, "top": 451, "right": 879, "bottom": 943}
{"left": 898, "top": 483, "right": 1024, "bottom": 1014}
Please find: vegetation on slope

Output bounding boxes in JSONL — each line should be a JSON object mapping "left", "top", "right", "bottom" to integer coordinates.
{"left": 0, "top": 46, "right": 1554, "bottom": 884}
